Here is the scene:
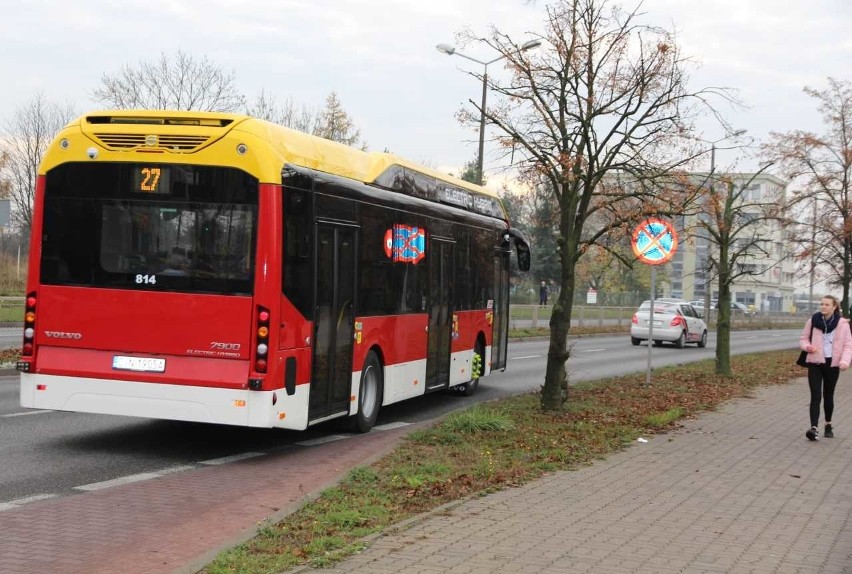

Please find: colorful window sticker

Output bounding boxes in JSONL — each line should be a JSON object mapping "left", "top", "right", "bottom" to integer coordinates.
{"left": 384, "top": 225, "right": 426, "bottom": 264}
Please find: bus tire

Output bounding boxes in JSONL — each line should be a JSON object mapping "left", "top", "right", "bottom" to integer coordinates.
{"left": 352, "top": 351, "right": 382, "bottom": 433}
{"left": 457, "top": 341, "right": 484, "bottom": 397}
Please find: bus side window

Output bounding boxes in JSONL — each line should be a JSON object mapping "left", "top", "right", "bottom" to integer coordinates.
{"left": 358, "top": 209, "right": 396, "bottom": 316}
{"left": 469, "top": 228, "right": 494, "bottom": 309}
{"left": 398, "top": 257, "right": 426, "bottom": 313}
{"left": 283, "top": 186, "right": 313, "bottom": 319}
{"left": 454, "top": 230, "right": 471, "bottom": 311}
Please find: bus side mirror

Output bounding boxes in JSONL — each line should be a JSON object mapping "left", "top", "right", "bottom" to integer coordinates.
{"left": 516, "top": 243, "right": 531, "bottom": 271}
{"left": 507, "top": 227, "right": 531, "bottom": 272}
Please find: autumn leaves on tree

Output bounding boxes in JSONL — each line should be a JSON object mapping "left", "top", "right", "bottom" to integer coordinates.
{"left": 459, "top": 0, "right": 734, "bottom": 408}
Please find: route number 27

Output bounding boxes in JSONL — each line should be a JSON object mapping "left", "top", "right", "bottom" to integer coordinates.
{"left": 140, "top": 167, "right": 162, "bottom": 192}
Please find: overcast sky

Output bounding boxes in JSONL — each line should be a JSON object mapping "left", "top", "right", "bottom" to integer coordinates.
{"left": 1, "top": 0, "right": 849, "bottom": 191}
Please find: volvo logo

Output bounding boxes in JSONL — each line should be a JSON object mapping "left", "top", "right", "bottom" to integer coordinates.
{"left": 45, "top": 331, "right": 83, "bottom": 340}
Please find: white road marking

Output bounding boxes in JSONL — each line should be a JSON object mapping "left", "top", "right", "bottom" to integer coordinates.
{"left": 155, "top": 465, "right": 197, "bottom": 475}
{"left": 373, "top": 422, "right": 412, "bottom": 431}
{"left": 511, "top": 355, "right": 541, "bottom": 360}
{"left": 746, "top": 336, "right": 758, "bottom": 339}
{"left": 1, "top": 410, "right": 51, "bottom": 418}
{"left": 8, "top": 493, "right": 60, "bottom": 505}
{"left": 0, "top": 493, "right": 60, "bottom": 512}
{"left": 199, "top": 452, "right": 265, "bottom": 465}
{"left": 75, "top": 472, "right": 163, "bottom": 491}
{"left": 581, "top": 348, "right": 606, "bottom": 353}
{"left": 295, "top": 435, "right": 351, "bottom": 447}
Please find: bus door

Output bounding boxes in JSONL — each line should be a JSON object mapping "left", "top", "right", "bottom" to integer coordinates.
{"left": 309, "top": 223, "right": 357, "bottom": 423}
{"left": 426, "top": 237, "right": 455, "bottom": 390}
{"left": 491, "top": 250, "right": 511, "bottom": 371}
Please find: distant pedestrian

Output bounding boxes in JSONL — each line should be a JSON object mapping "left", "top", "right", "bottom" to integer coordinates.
{"left": 539, "top": 281, "right": 549, "bottom": 306}
{"left": 799, "top": 295, "right": 852, "bottom": 441}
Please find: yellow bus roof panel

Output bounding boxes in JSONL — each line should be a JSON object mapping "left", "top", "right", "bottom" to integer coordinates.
{"left": 41, "top": 110, "right": 505, "bottom": 216}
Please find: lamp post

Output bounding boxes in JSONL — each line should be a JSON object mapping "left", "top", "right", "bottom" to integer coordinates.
{"left": 809, "top": 195, "right": 817, "bottom": 314}
{"left": 694, "top": 130, "right": 747, "bottom": 322}
{"left": 436, "top": 39, "right": 542, "bottom": 185}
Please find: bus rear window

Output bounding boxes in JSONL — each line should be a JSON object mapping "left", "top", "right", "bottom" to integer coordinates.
{"left": 41, "top": 163, "right": 258, "bottom": 295}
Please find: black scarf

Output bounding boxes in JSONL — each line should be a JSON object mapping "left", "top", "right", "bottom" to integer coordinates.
{"left": 812, "top": 311, "right": 841, "bottom": 333}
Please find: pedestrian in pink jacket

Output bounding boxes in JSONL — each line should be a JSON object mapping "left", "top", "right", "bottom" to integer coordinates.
{"left": 799, "top": 295, "right": 852, "bottom": 440}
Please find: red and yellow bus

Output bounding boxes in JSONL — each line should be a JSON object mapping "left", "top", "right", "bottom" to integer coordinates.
{"left": 18, "top": 110, "right": 530, "bottom": 431}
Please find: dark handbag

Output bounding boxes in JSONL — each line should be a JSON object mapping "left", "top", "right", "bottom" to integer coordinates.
{"left": 797, "top": 324, "right": 814, "bottom": 367}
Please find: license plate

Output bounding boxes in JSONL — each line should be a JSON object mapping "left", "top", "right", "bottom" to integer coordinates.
{"left": 652, "top": 320, "right": 662, "bottom": 326}
{"left": 112, "top": 356, "right": 166, "bottom": 373}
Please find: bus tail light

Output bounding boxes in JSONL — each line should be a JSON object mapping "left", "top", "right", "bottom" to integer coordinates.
{"left": 22, "top": 291, "right": 37, "bottom": 357}
{"left": 254, "top": 306, "right": 270, "bottom": 374}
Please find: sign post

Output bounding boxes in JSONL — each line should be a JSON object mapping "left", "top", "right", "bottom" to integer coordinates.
{"left": 631, "top": 218, "right": 679, "bottom": 385}
{"left": 586, "top": 288, "right": 597, "bottom": 305}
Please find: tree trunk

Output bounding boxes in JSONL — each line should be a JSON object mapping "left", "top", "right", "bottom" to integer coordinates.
{"left": 541, "top": 209, "right": 577, "bottom": 411}
{"left": 715, "top": 244, "right": 732, "bottom": 377}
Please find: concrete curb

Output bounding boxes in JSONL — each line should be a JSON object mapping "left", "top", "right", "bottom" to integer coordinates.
{"left": 280, "top": 496, "right": 475, "bottom": 574}
{"left": 171, "top": 421, "right": 434, "bottom": 574}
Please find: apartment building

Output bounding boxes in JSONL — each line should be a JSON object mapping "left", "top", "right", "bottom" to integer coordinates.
{"left": 665, "top": 173, "right": 796, "bottom": 312}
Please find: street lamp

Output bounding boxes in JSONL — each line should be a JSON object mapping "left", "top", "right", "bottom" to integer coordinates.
{"left": 793, "top": 190, "right": 819, "bottom": 315}
{"left": 692, "top": 129, "right": 747, "bottom": 320}
{"left": 436, "top": 39, "right": 542, "bottom": 185}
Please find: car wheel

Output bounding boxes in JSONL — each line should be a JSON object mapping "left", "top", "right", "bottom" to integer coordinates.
{"left": 674, "top": 332, "right": 685, "bottom": 348}
{"left": 351, "top": 351, "right": 382, "bottom": 433}
{"left": 697, "top": 330, "right": 707, "bottom": 348}
{"left": 653, "top": 340, "right": 663, "bottom": 347}
{"left": 631, "top": 337, "right": 641, "bottom": 346}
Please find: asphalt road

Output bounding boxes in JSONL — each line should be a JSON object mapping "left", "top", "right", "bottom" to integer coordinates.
{"left": 0, "top": 329, "right": 799, "bottom": 506}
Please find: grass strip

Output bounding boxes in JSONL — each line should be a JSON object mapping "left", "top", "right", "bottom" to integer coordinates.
{"left": 201, "top": 349, "right": 801, "bottom": 574}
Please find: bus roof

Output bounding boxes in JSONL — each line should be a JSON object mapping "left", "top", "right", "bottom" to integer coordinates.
{"left": 51, "top": 110, "right": 502, "bottom": 205}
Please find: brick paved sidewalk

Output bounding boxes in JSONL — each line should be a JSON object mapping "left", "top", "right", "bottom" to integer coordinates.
{"left": 0, "top": 423, "right": 418, "bottom": 574}
{"left": 316, "top": 375, "right": 852, "bottom": 574}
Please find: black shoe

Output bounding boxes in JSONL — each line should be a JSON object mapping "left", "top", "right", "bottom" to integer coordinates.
{"left": 825, "top": 424, "right": 834, "bottom": 438}
{"left": 806, "top": 427, "right": 819, "bottom": 441}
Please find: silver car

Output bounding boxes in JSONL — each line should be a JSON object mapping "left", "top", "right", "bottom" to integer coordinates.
{"left": 631, "top": 299, "right": 708, "bottom": 348}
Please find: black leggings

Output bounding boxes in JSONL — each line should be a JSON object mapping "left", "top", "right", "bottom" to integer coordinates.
{"left": 808, "top": 362, "right": 840, "bottom": 428}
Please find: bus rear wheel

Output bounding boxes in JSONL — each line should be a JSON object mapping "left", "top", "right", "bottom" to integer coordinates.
{"left": 352, "top": 351, "right": 382, "bottom": 433}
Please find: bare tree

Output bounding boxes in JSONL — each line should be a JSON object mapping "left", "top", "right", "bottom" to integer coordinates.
{"left": 314, "top": 92, "right": 367, "bottom": 149}
{"left": 93, "top": 50, "right": 245, "bottom": 112}
{"left": 460, "top": 0, "right": 733, "bottom": 410}
{"left": 691, "top": 168, "right": 780, "bottom": 375}
{"left": 764, "top": 78, "right": 852, "bottom": 314}
{"left": 0, "top": 93, "right": 75, "bottom": 234}
{"left": 0, "top": 151, "right": 10, "bottom": 199}
{"left": 248, "top": 90, "right": 368, "bottom": 148}
{"left": 247, "top": 90, "right": 318, "bottom": 133}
